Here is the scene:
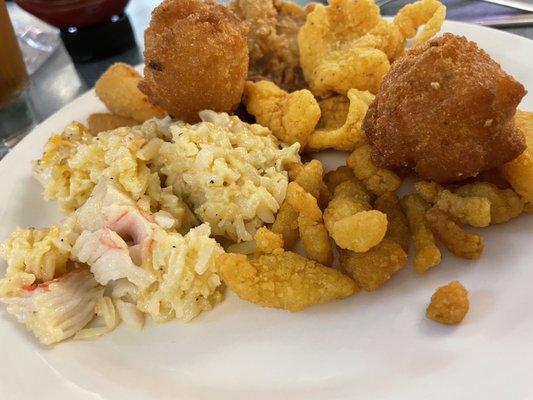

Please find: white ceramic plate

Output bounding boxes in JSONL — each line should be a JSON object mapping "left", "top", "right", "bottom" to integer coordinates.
{"left": 0, "top": 21, "right": 532, "bottom": 400}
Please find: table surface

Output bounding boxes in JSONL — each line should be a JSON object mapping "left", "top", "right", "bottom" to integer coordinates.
{"left": 1, "top": 0, "right": 532, "bottom": 142}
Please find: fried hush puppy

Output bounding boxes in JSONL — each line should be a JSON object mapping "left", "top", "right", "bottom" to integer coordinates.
{"left": 139, "top": 0, "right": 249, "bottom": 123}
{"left": 365, "top": 33, "right": 527, "bottom": 184}
{"left": 426, "top": 281, "right": 469, "bottom": 325}
{"left": 219, "top": 229, "right": 356, "bottom": 312}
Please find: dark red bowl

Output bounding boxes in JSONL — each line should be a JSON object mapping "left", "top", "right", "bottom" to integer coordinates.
{"left": 15, "top": 0, "right": 129, "bottom": 29}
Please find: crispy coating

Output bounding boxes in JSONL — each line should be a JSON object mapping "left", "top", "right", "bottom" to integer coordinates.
{"left": 87, "top": 113, "right": 138, "bottom": 135}
{"left": 415, "top": 182, "right": 492, "bottom": 227}
{"left": 298, "top": 0, "right": 402, "bottom": 96}
{"left": 271, "top": 201, "right": 299, "bottom": 249}
{"left": 455, "top": 182, "right": 524, "bottom": 224}
{"left": 285, "top": 182, "right": 322, "bottom": 222}
{"left": 244, "top": 80, "right": 320, "bottom": 147}
{"left": 426, "top": 281, "right": 469, "bottom": 325}
{"left": 324, "top": 180, "right": 387, "bottom": 252}
{"left": 339, "top": 239, "right": 407, "bottom": 291}
{"left": 307, "top": 89, "right": 374, "bottom": 152}
{"left": 317, "top": 95, "right": 350, "bottom": 130}
{"left": 218, "top": 251, "right": 356, "bottom": 312}
{"left": 254, "top": 227, "right": 284, "bottom": 255}
{"left": 501, "top": 111, "right": 533, "bottom": 202}
{"left": 347, "top": 144, "right": 402, "bottom": 195}
{"left": 473, "top": 168, "right": 510, "bottom": 190}
{"left": 393, "top": 0, "right": 445, "bottom": 46}
{"left": 94, "top": 63, "right": 166, "bottom": 122}
{"left": 524, "top": 202, "right": 533, "bottom": 214}
{"left": 230, "top": 0, "right": 309, "bottom": 91}
{"left": 374, "top": 192, "right": 410, "bottom": 252}
{"left": 293, "top": 160, "right": 326, "bottom": 200}
{"left": 365, "top": 34, "right": 527, "bottom": 184}
{"left": 425, "top": 208, "right": 483, "bottom": 260}
{"left": 139, "top": 0, "right": 249, "bottom": 123}
{"left": 298, "top": 214, "right": 333, "bottom": 266}
{"left": 401, "top": 194, "right": 441, "bottom": 273}
{"left": 324, "top": 166, "right": 355, "bottom": 193}
{"left": 298, "top": 0, "right": 444, "bottom": 97}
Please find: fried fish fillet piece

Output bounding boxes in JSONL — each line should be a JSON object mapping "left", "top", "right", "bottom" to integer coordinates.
{"left": 230, "top": 0, "right": 310, "bottom": 92}
{"left": 219, "top": 230, "right": 356, "bottom": 312}
{"left": 365, "top": 33, "right": 527, "bottom": 183}
{"left": 501, "top": 110, "right": 533, "bottom": 202}
{"left": 139, "top": 0, "right": 249, "bottom": 123}
{"left": 243, "top": 80, "right": 320, "bottom": 147}
{"left": 94, "top": 63, "right": 166, "bottom": 122}
{"left": 426, "top": 281, "right": 469, "bottom": 325}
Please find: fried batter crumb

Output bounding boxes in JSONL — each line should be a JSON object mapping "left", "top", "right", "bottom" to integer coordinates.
{"left": 426, "top": 281, "right": 469, "bottom": 325}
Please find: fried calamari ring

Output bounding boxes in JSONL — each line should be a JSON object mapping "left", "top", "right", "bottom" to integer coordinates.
{"left": 306, "top": 89, "right": 374, "bottom": 152}
{"left": 139, "top": 0, "right": 249, "bottom": 123}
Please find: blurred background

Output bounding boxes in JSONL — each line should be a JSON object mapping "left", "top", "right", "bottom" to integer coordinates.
{"left": 0, "top": 0, "right": 532, "bottom": 156}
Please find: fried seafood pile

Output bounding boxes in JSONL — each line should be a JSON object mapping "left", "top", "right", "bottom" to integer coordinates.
{"left": 1, "top": 0, "right": 532, "bottom": 345}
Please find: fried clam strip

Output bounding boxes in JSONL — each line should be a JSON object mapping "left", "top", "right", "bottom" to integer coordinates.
{"left": 219, "top": 229, "right": 356, "bottom": 312}
{"left": 454, "top": 182, "right": 524, "bottom": 224}
{"left": 393, "top": 0, "right": 446, "bottom": 46}
{"left": 414, "top": 181, "right": 491, "bottom": 227}
{"left": 425, "top": 208, "right": 484, "bottom": 260}
{"left": 374, "top": 192, "right": 410, "bottom": 252}
{"left": 324, "top": 166, "right": 355, "bottom": 193}
{"left": 243, "top": 80, "right": 321, "bottom": 148}
{"left": 323, "top": 179, "right": 387, "bottom": 253}
{"left": 284, "top": 182, "right": 333, "bottom": 265}
{"left": 306, "top": 89, "right": 374, "bottom": 152}
{"left": 401, "top": 194, "right": 441, "bottom": 273}
{"left": 339, "top": 240, "right": 407, "bottom": 291}
{"left": 272, "top": 160, "right": 330, "bottom": 251}
{"left": 524, "top": 202, "right": 533, "bottom": 214}
{"left": 501, "top": 110, "right": 533, "bottom": 202}
{"left": 339, "top": 191, "right": 408, "bottom": 291}
{"left": 347, "top": 144, "right": 402, "bottom": 196}
{"left": 426, "top": 281, "right": 469, "bottom": 325}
